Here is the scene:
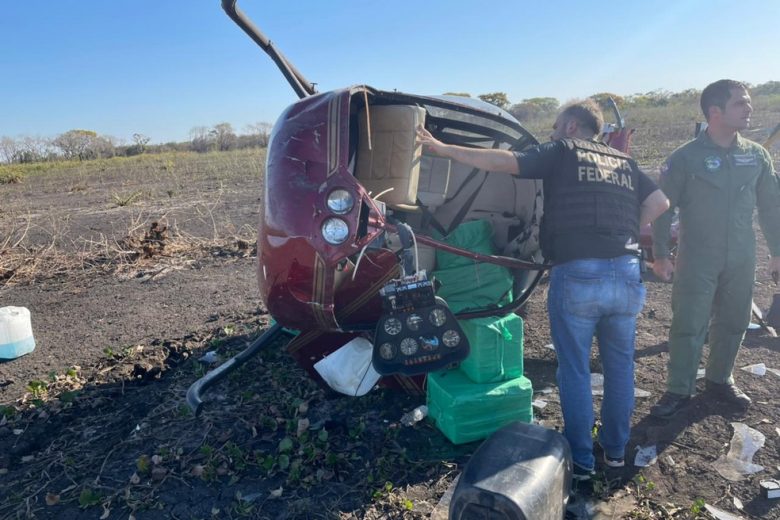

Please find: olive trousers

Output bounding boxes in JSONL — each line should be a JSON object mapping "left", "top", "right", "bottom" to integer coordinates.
{"left": 666, "top": 252, "right": 754, "bottom": 396}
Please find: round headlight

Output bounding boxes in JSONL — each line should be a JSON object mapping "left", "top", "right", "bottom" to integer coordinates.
{"left": 321, "top": 217, "right": 349, "bottom": 245}
{"left": 326, "top": 189, "right": 354, "bottom": 214}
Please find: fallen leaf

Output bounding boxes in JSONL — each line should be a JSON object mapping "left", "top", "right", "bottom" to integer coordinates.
{"left": 297, "top": 418, "right": 310, "bottom": 437}
{"left": 129, "top": 472, "right": 140, "bottom": 485}
{"left": 21, "top": 455, "right": 34, "bottom": 463}
{"left": 191, "top": 464, "right": 205, "bottom": 477}
{"left": 100, "top": 503, "right": 111, "bottom": 519}
{"left": 45, "top": 493, "right": 60, "bottom": 506}
{"left": 269, "top": 486, "right": 283, "bottom": 498}
{"left": 298, "top": 401, "right": 309, "bottom": 414}
{"left": 151, "top": 454, "right": 163, "bottom": 465}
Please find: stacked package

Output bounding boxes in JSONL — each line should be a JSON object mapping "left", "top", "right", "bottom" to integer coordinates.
{"left": 427, "top": 220, "right": 533, "bottom": 444}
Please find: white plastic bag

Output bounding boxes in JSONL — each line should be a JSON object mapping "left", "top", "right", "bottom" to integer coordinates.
{"left": 634, "top": 445, "right": 658, "bottom": 467}
{"left": 712, "top": 422, "right": 765, "bottom": 481}
{"left": 314, "top": 337, "right": 381, "bottom": 396}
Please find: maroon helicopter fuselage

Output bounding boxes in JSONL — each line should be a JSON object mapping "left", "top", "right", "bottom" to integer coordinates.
{"left": 258, "top": 87, "right": 394, "bottom": 333}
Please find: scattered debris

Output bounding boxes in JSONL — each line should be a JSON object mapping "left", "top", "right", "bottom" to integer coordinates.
{"left": 712, "top": 422, "right": 765, "bottom": 481}
{"left": 400, "top": 405, "right": 428, "bottom": 427}
{"left": 591, "top": 373, "right": 604, "bottom": 395}
{"left": 760, "top": 479, "right": 780, "bottom": 499}
{"left": 198, "top": 351, "right": 219, "bottom": 364}
{"left": 740, "top": 363, "right": 766, "bottom": 376}
{"left": 142, "top": 221, "right": 168, "bottom": 257}
{"left": 634, "top": 445, "right": 657, "bottom": 467}
{"left": 704, "top": 503, "right": 745, "bottom": 520}
{"left": 589, "top": 373, "right": 649, "bottom": 397}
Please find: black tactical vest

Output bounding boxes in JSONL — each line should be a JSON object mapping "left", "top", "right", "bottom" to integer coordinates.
{"left": 540, "top": 139, "right": 641, "bottom": 263}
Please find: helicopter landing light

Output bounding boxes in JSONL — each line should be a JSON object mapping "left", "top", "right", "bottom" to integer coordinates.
{"left": 326, "top": 189, "right": 355, "bottom": 215}
{"left": 321, "top": 217, "right": 349, "bottom": 245}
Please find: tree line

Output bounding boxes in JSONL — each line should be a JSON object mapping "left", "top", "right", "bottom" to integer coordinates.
{"left": 3, "top": 81, "right": 777, "bottom": 165}
{"left": 0, "top": 121, "right": 273, "bottom": 165}
{"left": 450, "top": 80, "right": 780, "bottom": 122}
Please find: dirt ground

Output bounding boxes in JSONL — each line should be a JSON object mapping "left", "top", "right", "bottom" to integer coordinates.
{"left": 1, "top": 152, "right": 780, "bottom": 520}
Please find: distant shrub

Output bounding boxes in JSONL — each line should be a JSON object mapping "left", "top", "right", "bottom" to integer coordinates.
{"left": 0, "top": 168, "right": 23, "bottom": 184}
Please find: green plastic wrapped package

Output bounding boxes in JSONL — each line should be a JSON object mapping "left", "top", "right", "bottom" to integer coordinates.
{"left": 434, "top": 220, "right": 495, "bottom": 268}
{"left": 433, "top": 262, "right": 513, "bottom": 313}
{"left": 459, "top": 314, "right": 524, "bottom": 384}
{"left": 432, "top": 219, "right": 513, "bottom": 314}
{"left": 427, "top": 368, "right": 533, "bottom": 445}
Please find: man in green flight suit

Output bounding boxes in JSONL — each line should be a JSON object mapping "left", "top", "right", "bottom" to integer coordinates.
{"left": 650, "top": 79, "right": 780, "bottom": 418}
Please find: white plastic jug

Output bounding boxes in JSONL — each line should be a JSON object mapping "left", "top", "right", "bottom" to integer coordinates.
{"left": 0, "top": 306, "right": 36, "bottom": 359}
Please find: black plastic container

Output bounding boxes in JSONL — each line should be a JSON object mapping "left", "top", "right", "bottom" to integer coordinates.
{"left": 449, "top": 421, "right": 572, "bottom": 520}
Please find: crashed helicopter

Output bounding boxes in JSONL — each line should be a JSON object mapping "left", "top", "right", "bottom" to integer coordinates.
{"left": 187, "top": 0, "right": 632, "bottom": 414}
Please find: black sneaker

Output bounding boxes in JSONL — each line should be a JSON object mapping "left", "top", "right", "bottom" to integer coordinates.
{"left": 572, "top": 464, "right": 594, "bottom": 482}
{"left": 603, "top": 453, "right": 625, "bottom": 468}
{"left": 704, "top": 380, "right": 751, "bottom": 409}
{"left": 649, "top": 392, "right": 690, "bottom": 418}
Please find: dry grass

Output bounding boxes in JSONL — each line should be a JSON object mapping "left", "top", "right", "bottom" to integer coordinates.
{"left": 0, "top": 148, "right": 264, "bottom": 287}
{"left": 0, "top": 212, "right": 256, "bottom": 288}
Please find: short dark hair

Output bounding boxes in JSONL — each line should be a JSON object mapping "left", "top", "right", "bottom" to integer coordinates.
{"left": 700, "top": 79, "right": 748, "bottom": 120}
{"left": 560, "top": 100, "right": 604, "bottom": 137}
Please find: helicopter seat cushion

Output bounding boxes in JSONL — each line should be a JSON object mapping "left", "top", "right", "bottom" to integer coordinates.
{"left": 355, "top": 105, "right": 426, "bottom": 210}
{"left": 417, "top": 154, "right": 451, "bottom": 209}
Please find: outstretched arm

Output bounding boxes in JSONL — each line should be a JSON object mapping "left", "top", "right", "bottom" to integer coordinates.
{"left": 416, "top": 126, "right": 519, "bottom": 174}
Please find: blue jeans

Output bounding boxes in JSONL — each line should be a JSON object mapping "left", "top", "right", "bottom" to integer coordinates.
{"left": 548, "top": 255, "right": 646, "bottom": 471}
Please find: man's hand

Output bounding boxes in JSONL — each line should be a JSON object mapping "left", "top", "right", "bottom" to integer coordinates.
{"left": 416, "top": 126, "right": 447, "bottom": 156}
{"left": 770, "top": 256, "right": 780, "bottom": 285}
{"left": 652, "top": 257, "right": 675, "bottom": 282}
{"left": 415, "top": 125, "right": 520, "bottom": 174}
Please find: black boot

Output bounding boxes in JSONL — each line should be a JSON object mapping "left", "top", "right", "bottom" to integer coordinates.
{"left": 650, "top": 392, "right": 690, "bottom": 418}
{"left": 704, "top": 380, "right": 751, "bottom": 410}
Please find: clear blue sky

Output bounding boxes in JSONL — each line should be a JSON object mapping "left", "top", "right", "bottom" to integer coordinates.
{"left": 1, "top": 0, "right": 777, "bottom": 144}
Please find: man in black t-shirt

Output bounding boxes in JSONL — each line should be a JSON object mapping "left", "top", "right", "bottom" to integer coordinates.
{"left": 417, "top": 100, "right": 668, "bottom": 481}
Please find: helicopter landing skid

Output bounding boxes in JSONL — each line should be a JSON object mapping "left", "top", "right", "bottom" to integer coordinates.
{"left": 186, "top": 322, "right": 284, "bottom": 416}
